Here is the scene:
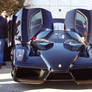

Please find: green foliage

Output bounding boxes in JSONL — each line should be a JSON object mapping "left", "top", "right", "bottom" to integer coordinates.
{"left": 0, "top": 0, "right": 24, "bottom": 15}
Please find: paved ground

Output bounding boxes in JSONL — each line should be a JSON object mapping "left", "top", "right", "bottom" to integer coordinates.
{"left": 0, "top": 62, "right": 92, "bottom": 92}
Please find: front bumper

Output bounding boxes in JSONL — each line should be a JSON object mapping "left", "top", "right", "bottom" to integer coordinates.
{"left": 12, "top": 66, "right": 74, "bottom": 84}
{"left": 12, "top": 55, "right": 74, "bottom": 84}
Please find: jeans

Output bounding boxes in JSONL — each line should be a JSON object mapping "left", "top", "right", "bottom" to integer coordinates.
{"left": 0, "top": 39, "right": 5, "bottom": 65}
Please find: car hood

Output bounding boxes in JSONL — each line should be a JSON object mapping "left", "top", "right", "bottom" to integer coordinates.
{"left": 40, "top": 43, "right": 79, "bottom": 72}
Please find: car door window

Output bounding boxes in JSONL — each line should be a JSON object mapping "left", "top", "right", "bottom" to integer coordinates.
{"left": 29, "top": 10, "right": 43, "bottom": 37}
{"left": 75, "top": 10, "right": 88, "bottom": 39}
{"left": 30, "top": 10, "right": 43, "bottom": 30}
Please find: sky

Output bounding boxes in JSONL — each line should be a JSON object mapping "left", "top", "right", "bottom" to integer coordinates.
{"left": 24, "top": 0, "right": 92, "bottom": 18}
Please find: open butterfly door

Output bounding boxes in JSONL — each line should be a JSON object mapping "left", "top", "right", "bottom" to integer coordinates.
{"left": 65, "top": 9, "right": 89, "bottom": 41}
{"left": 22, "top": 8, "right": 53, "bottom": 42}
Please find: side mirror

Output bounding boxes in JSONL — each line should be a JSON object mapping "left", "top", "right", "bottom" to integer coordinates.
{"left": 32, "top": 39, "right": 53, "bottom": 50}
{"left": 64, "top": 31, "right": 87, "bottom": 48}
{"left": 64, "top": 39, "right": 82, "bottom": 51}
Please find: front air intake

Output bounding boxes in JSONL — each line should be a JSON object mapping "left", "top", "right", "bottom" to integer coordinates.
{"left": 47, "top": 72, "right": 73, "bottom": 80}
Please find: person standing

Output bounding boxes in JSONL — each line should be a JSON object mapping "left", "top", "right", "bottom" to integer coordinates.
{"left": 1, "top": 11, "right": 9, "bottom": 22}
{"left": 1, "top": 11, "right": 10, "bottom": 63}
{"left": 0, "top": 12, "right": 8, "bottom": 67}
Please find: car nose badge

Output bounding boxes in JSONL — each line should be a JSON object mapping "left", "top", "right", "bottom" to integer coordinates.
{"left": 58, "top": 64, "right": 62, "bottom": 68}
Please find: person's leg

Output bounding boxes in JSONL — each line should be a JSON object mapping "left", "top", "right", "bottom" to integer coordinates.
{"left": 0, "top": 39, "right": 5, "bottom": 65}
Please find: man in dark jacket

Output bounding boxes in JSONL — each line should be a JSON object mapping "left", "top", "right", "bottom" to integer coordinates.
{"left": 0, "top": 15, "right": 8, "bottom": 66}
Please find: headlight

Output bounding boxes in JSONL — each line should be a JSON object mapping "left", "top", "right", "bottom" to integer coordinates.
{"left": 16, "top": 49, "right": 25, "bottom": 61}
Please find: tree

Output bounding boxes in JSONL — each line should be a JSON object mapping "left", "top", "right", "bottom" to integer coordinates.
{"left": 0, "top": 0, "right": 24, "bottom": 15}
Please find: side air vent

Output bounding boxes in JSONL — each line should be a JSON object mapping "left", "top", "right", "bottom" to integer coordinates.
{"left": 71, "top": 69, "right": 92, "bottom": 80}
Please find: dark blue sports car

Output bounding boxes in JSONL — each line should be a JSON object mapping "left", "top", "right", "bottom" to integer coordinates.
{"left": 9, "top": 8, "right": 92, "bottom": 85}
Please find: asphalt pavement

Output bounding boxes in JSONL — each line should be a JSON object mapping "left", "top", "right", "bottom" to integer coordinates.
{"left": 0, "top": 62, "right": 92, "bottom": 92}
